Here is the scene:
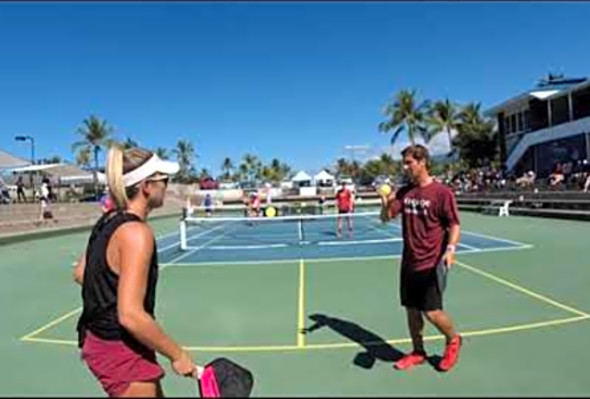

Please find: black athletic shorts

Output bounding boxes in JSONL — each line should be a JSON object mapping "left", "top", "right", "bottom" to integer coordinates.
{"left": 400, "top": 260, "right": 447, "bottom": 311}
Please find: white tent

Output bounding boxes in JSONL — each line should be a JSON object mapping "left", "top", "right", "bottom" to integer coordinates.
{"left": 8, "top": 163, "right": 106, "bottom": 185}
{"left": 313, "top": 170, "right": 335, "bottom": 186}
{"left": 291, "top": 170, "right": 312, "bottom": 182}
{"left": 291, "top": 170, "right": 312, "bottom": 188}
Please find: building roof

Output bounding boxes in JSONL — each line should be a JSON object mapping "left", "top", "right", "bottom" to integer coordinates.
{"left": 484, "top": 76, "right": 588, "bottom": 117}
{"left": 0, "top": 149, "right": 30, "bottom": 170}
{"left": 291, "top": 170, "right": 312, "bottom": 182}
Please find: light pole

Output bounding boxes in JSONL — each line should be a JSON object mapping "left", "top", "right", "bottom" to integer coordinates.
{"left": 14, "top": 135, "right": 35, "bottom": 164}
{"left": 15, "top": 135, "right": 35, "bottom": 188}
{"left": 343, "top": 145, "right": 369, "bottom": 163}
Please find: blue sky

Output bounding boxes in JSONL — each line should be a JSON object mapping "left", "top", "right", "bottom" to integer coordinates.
{"left": 1, "top": 1, "right": 589, "bottom": 175}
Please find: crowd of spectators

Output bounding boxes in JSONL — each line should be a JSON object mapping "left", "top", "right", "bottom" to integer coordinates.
{"left": 438, "top": 160, "right": 590, "bottom": 193}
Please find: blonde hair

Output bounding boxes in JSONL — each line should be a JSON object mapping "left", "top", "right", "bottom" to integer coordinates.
{"left": 106, "top": 145, "right": 154, "bottom": 209}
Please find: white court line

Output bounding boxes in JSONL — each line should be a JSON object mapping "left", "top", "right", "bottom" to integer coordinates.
{"left": 388, "top": 222, "right": 531, "bottom": 247}
{"left": 318, "top": 238, "right": 402, "bottom": 246}
{"left": 458, "top": 242, "right": 481, "bottom": 251}
{"left": 157, "top": 224, "right": 223, "bottom": 253}
{"left": 193, "top": 243, "right": 289, "bottom": 250}
{"left": 162, "top": 243, "right": 534, "bottom": 268}
{"left": 165, "top": 223, "right": 236, "bottom": 264}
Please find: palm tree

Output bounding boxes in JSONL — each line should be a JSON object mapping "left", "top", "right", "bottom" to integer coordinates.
{"left": 122, "top": 137, "right": 139, "bottom": 150}
{"left": 279, "top": 162, "right": 292, "bottom": 181}
{"left": 198, "top": 168, "right": 210, "bottom": 179}
{"left": 455, "top": 102, "right": 498, "bottom": 168}
{"left": 154, "top": 147, "right": 170, "bottom": 160}
{"left": 221, "top": 157, "right": 234, "bottom": 181}
{"left": 379, "top": 89, "right": 430, "bottom": 146}
{"left": 335, "top": 158, "right": 351, "bottom": 177}
{"left": 427, "top": 99, "right": 461, "bottom": 155}
{"left": 379, "top": 153, "right": 398, "bottom": 176}
{"left": 173, "top": 139, "right": 196, "bottom": 183}
{"left": 241, "top": 153, "right": 260, "bottom": 182}
{"left": 237, "top": 164, "right": 248, "bottom": 182}
{"left": 72, "top": 115, "right": 114, "bottom": 195}
{"left": 76, "top": 146, "right": 92, "bottom": 169}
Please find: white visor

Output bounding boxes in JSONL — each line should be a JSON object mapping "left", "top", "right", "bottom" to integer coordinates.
{"left": 122, "top": 154, "right": 180, "bottom": 187}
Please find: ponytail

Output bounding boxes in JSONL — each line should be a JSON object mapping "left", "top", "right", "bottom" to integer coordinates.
{"left": 106, "top": 144, "right": 128, "bottom": 209}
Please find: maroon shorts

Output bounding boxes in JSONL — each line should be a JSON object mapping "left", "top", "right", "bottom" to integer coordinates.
{"left": 81, "top": 330, "right": 165, "bottom": 397}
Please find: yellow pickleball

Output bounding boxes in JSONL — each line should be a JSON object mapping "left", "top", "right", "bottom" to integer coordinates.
{"left": 378, "top": 184, "right": 392, "bottom": 196}
{"left": 265, "top": 206, "right": 277, "bottom": 217}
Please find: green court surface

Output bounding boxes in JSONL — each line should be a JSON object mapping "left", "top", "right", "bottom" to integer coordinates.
{"left": 2, "top": 212, "right": 590, "bottom": 396}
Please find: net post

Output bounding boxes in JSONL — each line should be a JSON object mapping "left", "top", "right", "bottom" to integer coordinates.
{"left": 180, "top": 219, "right": 187, "bottom": 251}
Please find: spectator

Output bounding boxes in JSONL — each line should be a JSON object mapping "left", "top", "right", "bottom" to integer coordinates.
{"left": 0, "top": 176, "right": 11, "bottom": 204}
{"left": 16, "top": 175, "right": 27, "bottom": 203}
{"left": 38, "top": 181, "right": 57, "bottom": 225}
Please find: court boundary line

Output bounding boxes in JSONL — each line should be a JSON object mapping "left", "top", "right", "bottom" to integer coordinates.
{"left": 21, "top": 245, "right": 590, "bottom": 354}
{"left": 456, "top": 260, "right": 590, "bottom": 317}
{"left": 20, "top": 315, "right": 590, "bottom": 352}
{"left": 160, "top": 244, "right": 534, "bottom": 267}
{"left": 388, "top": 222, "right": 532, "bottom": 247}
{"left": 297, "top": 259, "right": 306, "bottom": 348}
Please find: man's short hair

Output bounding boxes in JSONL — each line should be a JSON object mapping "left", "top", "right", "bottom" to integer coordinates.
{"left": 401, "top": 144, "right": 431, "bottom": 170}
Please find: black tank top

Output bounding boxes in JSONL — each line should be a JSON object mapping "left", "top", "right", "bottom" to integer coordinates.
{"left": 76, "top": 211, "right": 159, "bottom": 352}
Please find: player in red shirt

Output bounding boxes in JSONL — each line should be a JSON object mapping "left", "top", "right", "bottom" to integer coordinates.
{"left": 380, "top": 144, "right": 462, "bottom": 373}
{"left": 335, "top": 182, "right": 353, "bottom": 238}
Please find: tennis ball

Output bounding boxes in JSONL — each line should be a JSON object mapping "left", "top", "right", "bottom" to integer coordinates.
{"left": 378, "top": 184, "right": 392, "bottom": 196}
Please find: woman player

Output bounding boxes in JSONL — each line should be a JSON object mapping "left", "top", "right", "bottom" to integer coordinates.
{"left": 73, "top": 145, "right": 200, "bottom": 397}
{"left": 250, "top": 192, "right": 261, "bottom": 217}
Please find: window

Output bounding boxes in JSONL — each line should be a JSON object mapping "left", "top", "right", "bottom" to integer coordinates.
{"left": 524, "top": 110, "right": 530, "bottom": 131}
{"left": 518, "top": 112, "right": 524, "bottom": 132}
{"left": 511, "top": 114, "right": 517, "bottom": 133}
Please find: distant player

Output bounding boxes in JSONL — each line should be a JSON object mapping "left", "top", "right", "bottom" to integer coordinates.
{"left": 242, "top": 190, "right": 250, "bottom": 217}
{"left": 100, "top": 189, "right": 115, "bottom": 214}
{"left": 335, "top": 182, "right": 353, "bottom": 238}
{"left": 203, "top": 193, "right": 213, "bottom": 217}
{"left": 250, "top": 192, "right": 261, "bottom": 217}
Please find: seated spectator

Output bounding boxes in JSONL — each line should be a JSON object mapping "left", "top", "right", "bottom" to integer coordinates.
{"left": 548, "top": 166, "right": 565, "bottom": 189}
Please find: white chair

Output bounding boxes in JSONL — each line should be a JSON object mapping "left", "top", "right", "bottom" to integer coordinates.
{"left": 498, "top": 200, "right": 512, "bottom": 217}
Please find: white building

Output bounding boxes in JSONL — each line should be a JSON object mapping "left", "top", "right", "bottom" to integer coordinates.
{"left": 485, "top": 75, "right": 590, "bottom": 177}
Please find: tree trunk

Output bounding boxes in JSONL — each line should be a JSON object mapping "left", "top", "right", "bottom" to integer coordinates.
{"left": 94, "top": 146, "right": 99, "bottom": 199}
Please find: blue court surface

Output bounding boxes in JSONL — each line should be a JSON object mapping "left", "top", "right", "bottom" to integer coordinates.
{"left": 157, "top": 213, "right": 532, "bottom": 265}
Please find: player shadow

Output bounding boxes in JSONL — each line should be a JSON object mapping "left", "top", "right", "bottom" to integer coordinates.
{"left": 300, "top": 313, "right": 405, "bottom": 369}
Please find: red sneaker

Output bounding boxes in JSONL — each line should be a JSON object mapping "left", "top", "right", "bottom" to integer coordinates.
{"left": 439, "top": 335, "right": 463, "bottom": 372}
{"left": 393, "top": 351, "right": 427, "bottom": 370}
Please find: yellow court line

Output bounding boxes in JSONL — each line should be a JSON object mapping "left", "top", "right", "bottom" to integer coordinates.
{"left": 297, "top": 259, "right": 306, "bottom": 348}
{"left": 23, "top": 315, "right": 589, "bottom": 353}
{"left": 456, "top": 261, "right": 590, "bottom": 318}
{"left": 21, "top": 258, "right": 178, "bottom": 341}
{"left": 20, "top": 306, "right": 82, "bottom": 341}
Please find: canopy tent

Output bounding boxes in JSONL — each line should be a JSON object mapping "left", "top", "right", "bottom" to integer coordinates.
{"left": 291, "top": 170, "right": 312, "bottom": 188}
{"left": 0, "top": 149, "right": 29, "bottom": 170}
{"left": 7, "top": 163, "right": 106, "bottom": 185}
{"left": 291, "top": 170, "right": 312, "bottom": 182}
{"left": 313, "top": 170, "right": 335, "bottom": 182}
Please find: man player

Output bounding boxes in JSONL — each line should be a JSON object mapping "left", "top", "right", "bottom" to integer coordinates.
{"left": 335, "top": 182, "right": 353, "bottom": 238}
{"left": 380, "top": 144, "right": 462, "bottom": 372}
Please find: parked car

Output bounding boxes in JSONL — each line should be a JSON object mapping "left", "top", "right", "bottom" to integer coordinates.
{"left": 199, "top": 177, "right": 219, "bottom": 190}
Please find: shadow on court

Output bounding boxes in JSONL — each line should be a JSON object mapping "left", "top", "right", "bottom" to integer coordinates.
{"left": 301, "top": 313, "right": 447, "bottom": 372}
{"left": 300, "top": 313, "right": 405, "bottom": 369}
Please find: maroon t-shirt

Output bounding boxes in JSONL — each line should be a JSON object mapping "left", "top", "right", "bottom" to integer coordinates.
{"left": 389, "top": 180, "right": 460, "bottom": 272}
